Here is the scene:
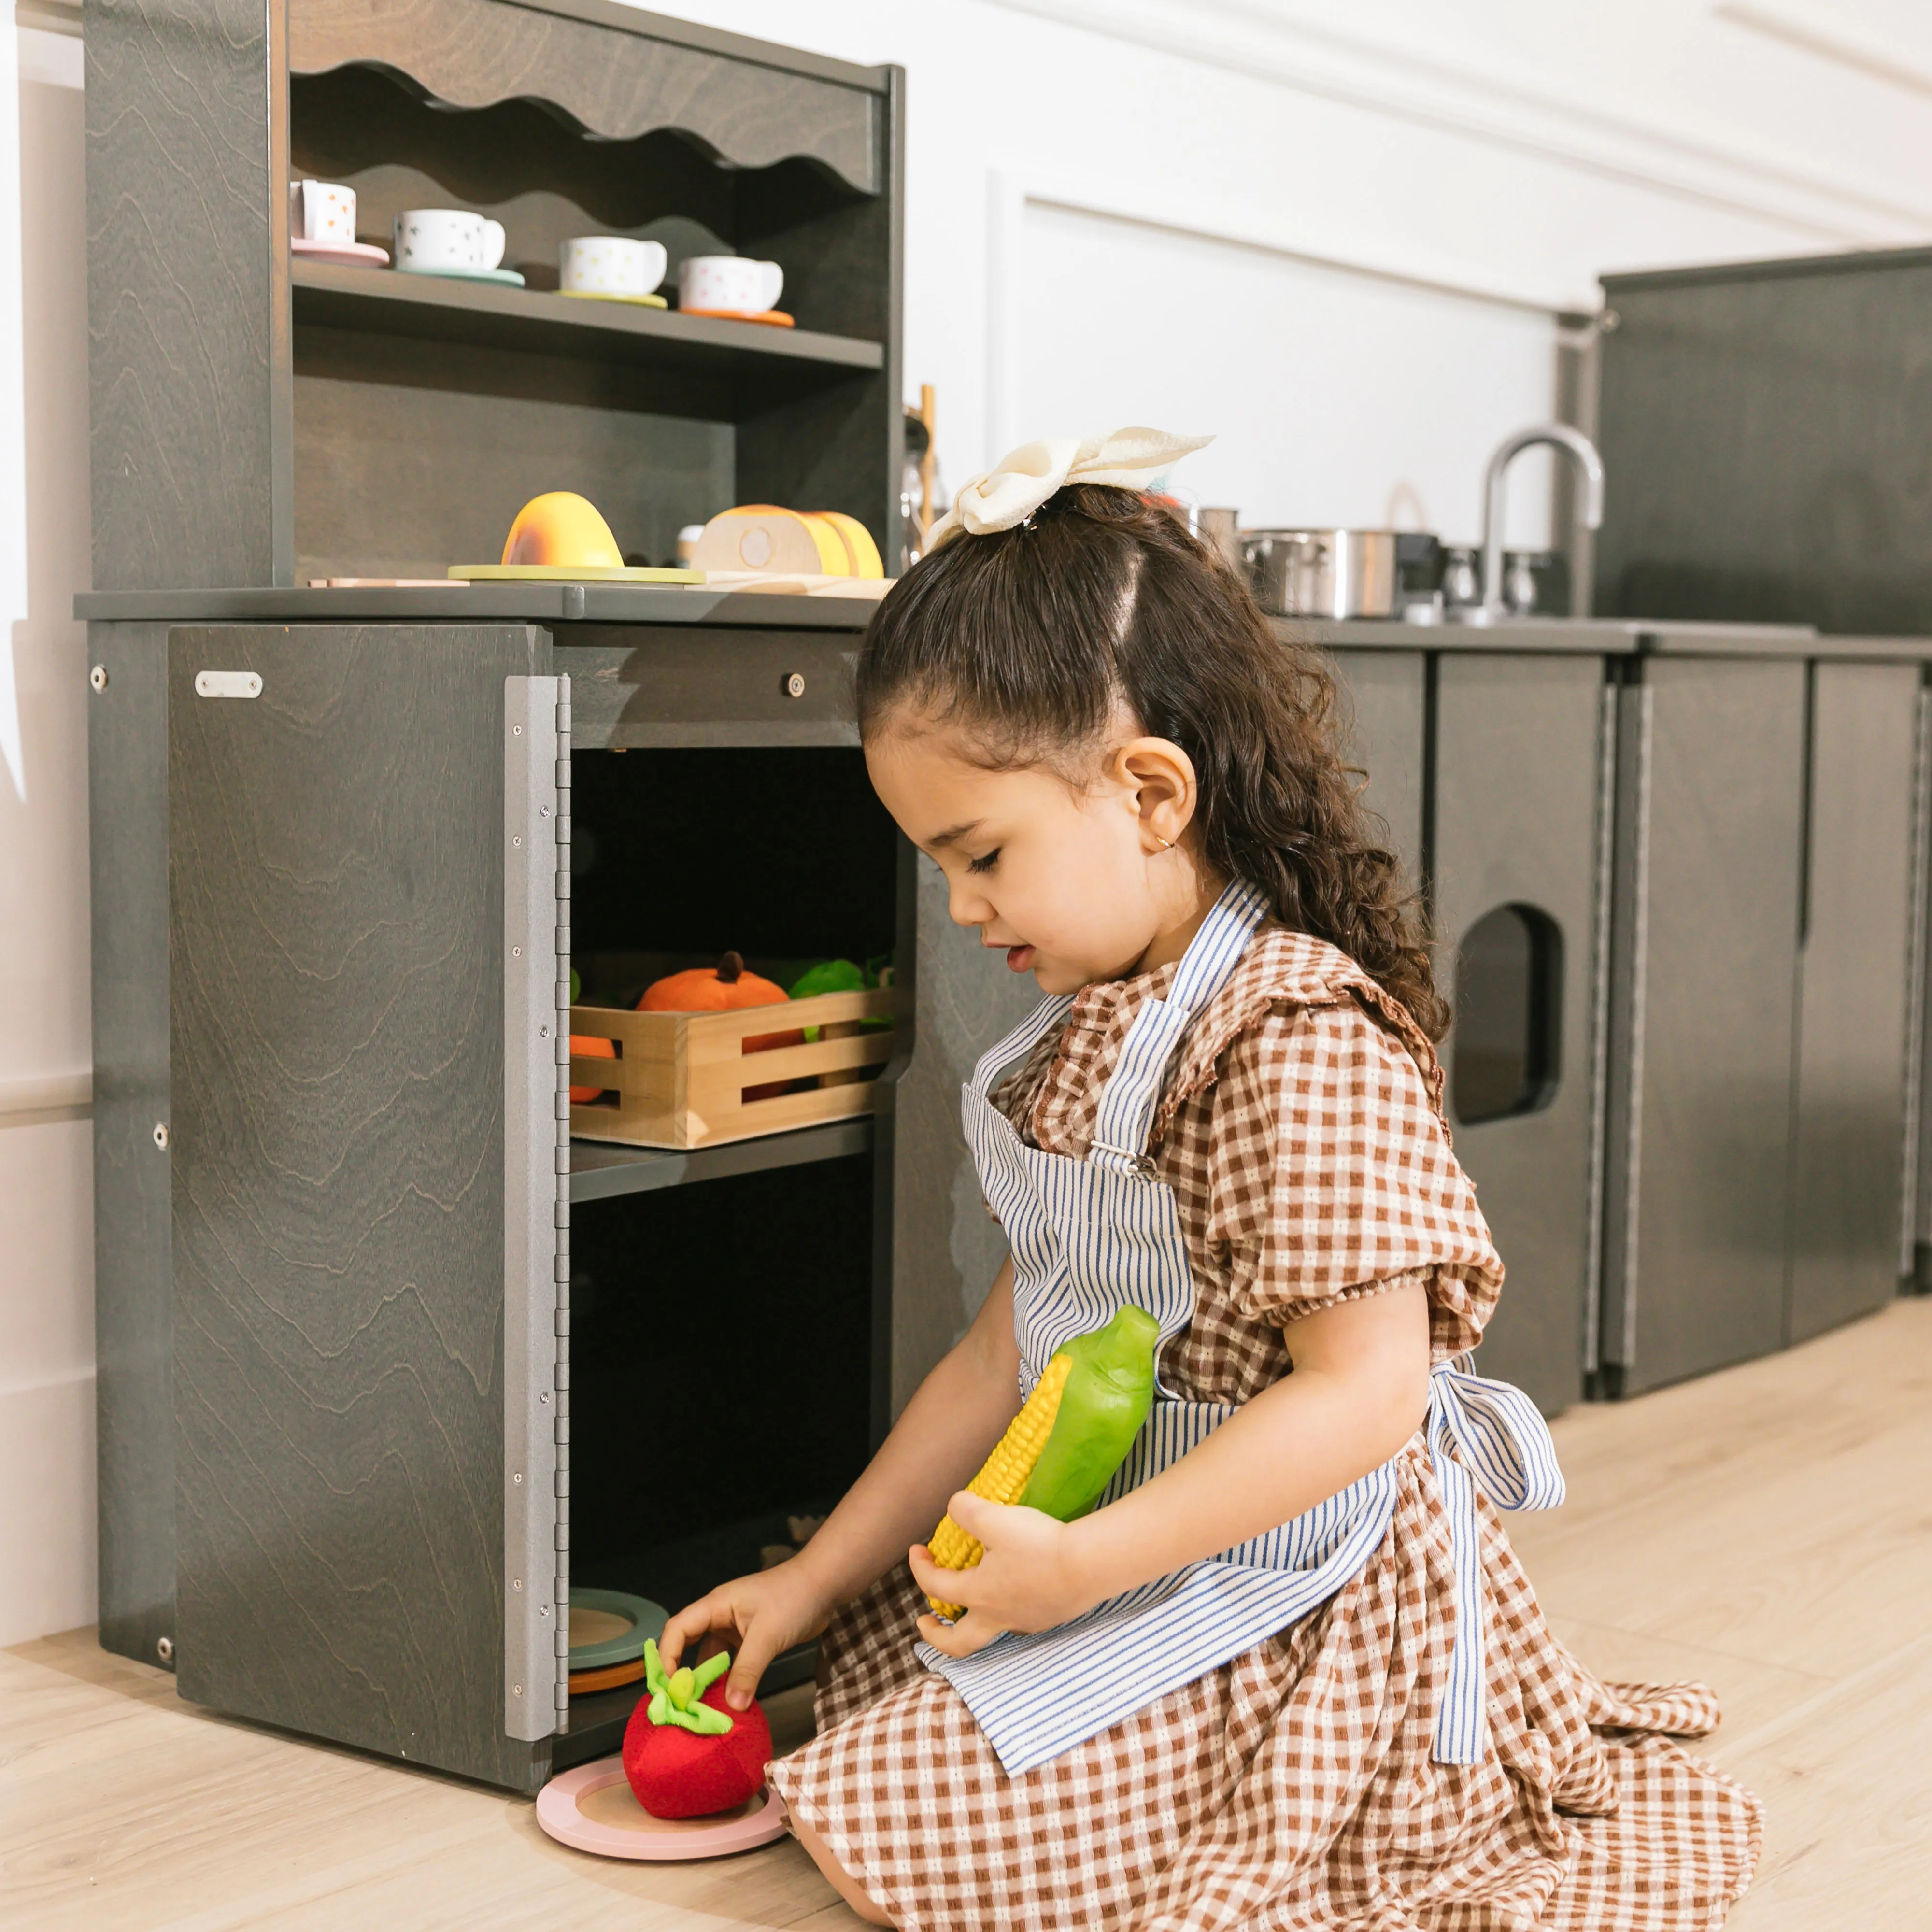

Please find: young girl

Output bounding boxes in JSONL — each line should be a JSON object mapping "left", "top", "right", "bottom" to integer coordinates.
{"left": 660, "top": 431, "right": 1762, "bottom": 1929}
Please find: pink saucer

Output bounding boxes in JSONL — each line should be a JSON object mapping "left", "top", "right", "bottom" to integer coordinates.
{"left": 292, "top": 237, "right": 390, "bottom": 267}
{"left": 535, "top": 1754, "right": 788, "bottom": 1861}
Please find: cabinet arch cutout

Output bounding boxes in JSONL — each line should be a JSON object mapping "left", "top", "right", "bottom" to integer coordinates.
{"left": 1450, "top": 902, "right": 1563, "bottom": 1126}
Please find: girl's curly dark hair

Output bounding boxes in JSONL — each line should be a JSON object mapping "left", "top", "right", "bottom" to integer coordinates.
{"left": 855, "top": 483, "right": 1447, "bottom": 1039}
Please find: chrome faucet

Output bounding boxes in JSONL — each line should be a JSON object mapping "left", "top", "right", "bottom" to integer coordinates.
{"left": 1460, "top": 423, "right": 1605, "bottom": 623}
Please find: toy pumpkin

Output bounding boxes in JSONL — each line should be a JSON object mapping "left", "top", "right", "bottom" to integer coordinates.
{"left": 622, "top": 1640, "right": 772, "bottom": 1819}
{"left": 639, "top": 951, "right": 789, "bottom": 1016}
{"left": 639, "top": 952, "right": 802, "bottom": 1098}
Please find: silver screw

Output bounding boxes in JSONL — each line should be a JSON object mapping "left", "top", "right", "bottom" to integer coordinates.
{"left": 90, "top": 665, "right": 108, "bottom": 693}
{"left": 1599, "top": 308, "right": 1621, "bottom": 333}
{"left": 784, "top": 672, "right": 806, "bottom": 699}
{"left": 540, "top": 805, "right": 551, "bottom": 818}
{"left": 540, "top": 1390, "right": 549, "bottom": 1404}
{"left": 513, "top": 1683, "right": 523, "bottom": 1697}
{"left": 512, "top": 946, "right": 522, "bottom": 958}
{"left": 156, "top": 1635, "right": 174, "bottom": 1663}
{"left": 512, "top": 835, "right": 522, "bottom": 847}
{"left": 540, "top": 1604, "right": 550, "bottom": 1619}
{"left": 512, "top": 1472, "right": 523, "bottom": 1485}
{"left": 511, "top": 1578, "right": 523, "bottom": 1592}
{"left": 540, "top": 1024, "right": 549, "bottom": 1037}
{"left": 152, "top": 1122, "right": 170, "bottom": 1150}
{"left": 512, "top": 724, "right": 524, "bottom": 736}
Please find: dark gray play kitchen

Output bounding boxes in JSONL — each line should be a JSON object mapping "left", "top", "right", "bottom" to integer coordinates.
{"left": 80, "top": 0, "right": 1932, "bottom": 1797}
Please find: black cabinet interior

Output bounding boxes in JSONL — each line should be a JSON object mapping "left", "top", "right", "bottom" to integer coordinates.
{"left": 571, "top": 746, "right": 899, "bottom": 1001}
{"left": 569, "top": 1153, "right": 874, "bottom": 1596}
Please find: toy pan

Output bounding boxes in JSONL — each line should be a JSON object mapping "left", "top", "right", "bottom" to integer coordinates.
{"left": 569, "top": 1587, "right": 667, "bottom": 1671}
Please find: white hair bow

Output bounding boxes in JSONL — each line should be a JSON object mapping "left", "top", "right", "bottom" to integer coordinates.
{"left": 925, "top": 426, "right": 1213, "bottom": 550}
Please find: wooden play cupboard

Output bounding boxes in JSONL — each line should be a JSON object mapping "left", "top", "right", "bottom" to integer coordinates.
{"left": 81, "top": 0, "right": 975, "bottom": 1794}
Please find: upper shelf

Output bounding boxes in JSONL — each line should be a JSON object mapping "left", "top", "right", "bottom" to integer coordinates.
{"left": 290, "top": 0, "right": 887, "bottom": 193}
{"left": 292, "top": 261, "right": 882, "bottom": 374}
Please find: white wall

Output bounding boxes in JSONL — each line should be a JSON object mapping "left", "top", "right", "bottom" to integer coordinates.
{"left": 653, "top": 0, "right": 1932, "bottom": 540}
{"left": 0, "top": 0, "right": 1926, "bottom": 1643}
{"left": 0, "top": 13, "right": 94, "bottom": 1649}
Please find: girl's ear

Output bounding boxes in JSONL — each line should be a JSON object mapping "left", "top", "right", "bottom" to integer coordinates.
{"left": 1109, "top": 737, "right": 1199, "bottom": 852}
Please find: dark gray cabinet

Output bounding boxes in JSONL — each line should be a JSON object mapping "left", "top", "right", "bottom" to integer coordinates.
{"left": 85, "top": 0, "right": 905, "bottom": 592}
{"left": 86, "top": 587, "right": 1035, "bottom": 1791}
{"left": 1595, "top": 247, "right": 1932, "bottom": 636}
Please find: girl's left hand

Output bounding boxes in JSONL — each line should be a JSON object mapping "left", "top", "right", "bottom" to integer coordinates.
{"left": 907, "top": 1490, "right": 1096, "bottom": 1658}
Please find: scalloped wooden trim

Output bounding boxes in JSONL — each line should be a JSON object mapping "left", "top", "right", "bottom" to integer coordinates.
{"left": 290, "top": 0, "right": 881, "bottom": 193}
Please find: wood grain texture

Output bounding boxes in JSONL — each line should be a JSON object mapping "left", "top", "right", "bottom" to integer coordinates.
{"left": 1608, "top": 659, "right": 1807, "bottom": 1392}
{"left": 167, "top": 622, "right": 550, "bottom": 1790}
{"left": 1786, "top": 662, "right": 1920, "bottom": 1343}
{"left": 88, "top": 622, "right": 177, "bottom": 1666}
{"left": 291, "top": 357, "right": 734, "bottom": 579}
{"left": 557, "top": 627, "right": 862, "bottom": 748}
{"left": 85, "top": 0, "right": 280, "bottom": 589}
{"left": 1432, "top": 654, "right": 1606, "bottom": 1416}
{"left": 737, "top": 370, "right": 895, "bottom": 565}
{"left": 290, "top": 0, "right": 881, "bottom": 191}
{"left": 14, "top": 1299, "right": 1931, "bottom": 1927}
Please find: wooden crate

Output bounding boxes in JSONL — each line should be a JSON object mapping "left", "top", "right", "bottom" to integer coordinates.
{"left": 568, "top": 987, "right": 898, "bottom": 1149}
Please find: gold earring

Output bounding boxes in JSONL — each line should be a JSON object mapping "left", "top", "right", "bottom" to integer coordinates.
{"left": 1153, "top": 833, "right": 1174, "bottom": 851}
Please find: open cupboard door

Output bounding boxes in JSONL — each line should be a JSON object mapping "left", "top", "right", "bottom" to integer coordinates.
{"left": 166, "top": 625, "right": 567, "bottom": 1790}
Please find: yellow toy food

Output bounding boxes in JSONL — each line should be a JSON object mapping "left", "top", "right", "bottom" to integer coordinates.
{"left": 925, "top": 1305, "right": 1159, "bottom": 1619}
{"left": 501, "top": 491, "right": 624, "bottom": 568}
{"left": 693, "top": 506, "right": 884, "bottom": 578}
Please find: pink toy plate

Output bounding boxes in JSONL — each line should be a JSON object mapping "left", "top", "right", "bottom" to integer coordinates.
{"left": 536, "top": 1754, "right": 787, "bottom": 1861}
{"left": 292, "top": 237, "right": 390, "bottom": 267}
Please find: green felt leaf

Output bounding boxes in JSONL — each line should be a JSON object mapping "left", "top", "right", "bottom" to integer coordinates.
{"left": 638, "top": 1639, "right": 737, "bottom": 1734}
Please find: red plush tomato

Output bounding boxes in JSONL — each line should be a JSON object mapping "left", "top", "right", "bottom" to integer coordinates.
{"left": 622, "top": 1643, "right": 773, "bottom": 1819}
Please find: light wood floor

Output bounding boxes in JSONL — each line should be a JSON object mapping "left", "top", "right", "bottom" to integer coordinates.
{"left": 5, "top": 1298, "right": 1928, "bottom": 1929}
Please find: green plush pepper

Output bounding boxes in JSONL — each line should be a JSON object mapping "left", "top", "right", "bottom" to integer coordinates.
{"left": 1019, "top": 1304, "right": 1160, "bottom": 1521}
{"left": 789, "top": 959, "right": 866, "bottom": 1043}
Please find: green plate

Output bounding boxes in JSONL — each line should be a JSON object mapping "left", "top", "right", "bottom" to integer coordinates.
{"left": 447, "top": 564, "right": 704, "bottom": 583}
{"left": 569, "top": 1588, "right": 668, "bottom": 1670}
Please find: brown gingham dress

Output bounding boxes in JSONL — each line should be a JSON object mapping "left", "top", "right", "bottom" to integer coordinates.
{"left": 769, "top": 926, "right": 1763, "bottom": 1930}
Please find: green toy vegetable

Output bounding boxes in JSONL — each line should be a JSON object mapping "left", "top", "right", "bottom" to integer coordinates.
{"left": 643, "top": 1638, "right": 733, "bottom": 1734}
{"left": 789, "top": 955, "right": 895, "bottom": 1042}
{"left": 925, "top": 1304, "right": 1158, "bottom": 1617}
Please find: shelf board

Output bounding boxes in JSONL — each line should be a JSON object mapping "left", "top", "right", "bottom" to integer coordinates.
{"left": 569, "top": 1116, "right": 874, "bottom": 1202}
{"left": 291, "top": 261, "right": 883, "bottom": 381}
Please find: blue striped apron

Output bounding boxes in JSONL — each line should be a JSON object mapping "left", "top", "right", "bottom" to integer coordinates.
{"left": 917, "top": 880, "right": 1566, "bottom": 1777}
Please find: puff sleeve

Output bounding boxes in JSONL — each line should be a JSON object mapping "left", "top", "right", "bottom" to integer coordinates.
{"left": 1202, "top": 993, "right": 1503, "bottom": 1361}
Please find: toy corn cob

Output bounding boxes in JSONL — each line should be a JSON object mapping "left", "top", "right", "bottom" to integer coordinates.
{"left": 925, "top": 1304, "right": 1160, "bottom": 1618}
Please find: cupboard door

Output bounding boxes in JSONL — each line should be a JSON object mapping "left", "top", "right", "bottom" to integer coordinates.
{"left": 168, "top": 623, "right": 556, "bottom": 1790}
{"left": 1788, "top": 662, "right": 1920, "bottom": 1343}
{"left": 1602, "top": 658, "right": 1806, "bottom": 1394}
{"left": 1432, "top": 654, "right": 1608, "bottom": 1417}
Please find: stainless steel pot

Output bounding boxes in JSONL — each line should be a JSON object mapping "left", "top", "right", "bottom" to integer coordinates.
{"left": 1242, "top": 528, "right": 1398, "bottom": 619}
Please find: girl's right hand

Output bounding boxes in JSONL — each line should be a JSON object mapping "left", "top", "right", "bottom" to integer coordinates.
{"left": 657, "top": 1560, "right": 836, "bottom": 1711}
